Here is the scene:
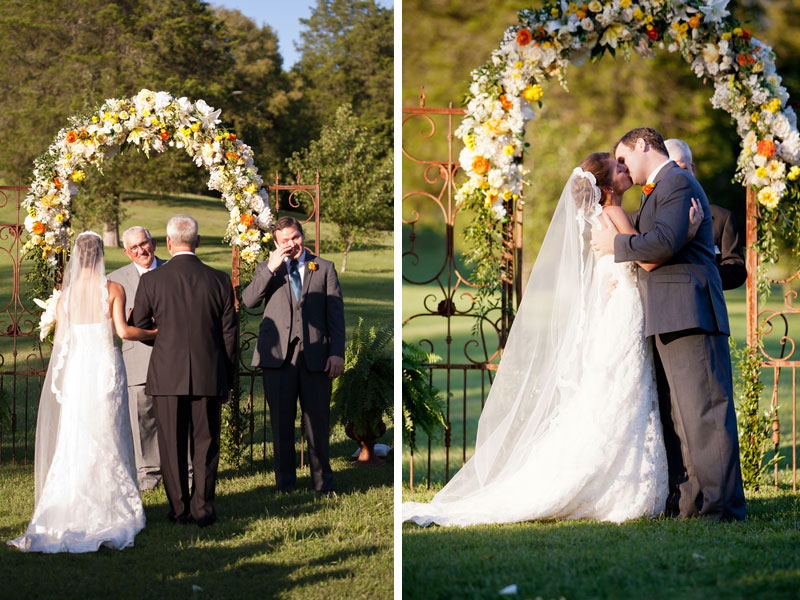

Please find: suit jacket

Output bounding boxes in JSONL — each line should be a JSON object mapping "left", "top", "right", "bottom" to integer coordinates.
{"left": 132, "top": 253, "right": 238, "bottom": 397}
{"left": 614, "top": 161, "right": 730, "bottom": 337}
{"left": 629, "top": 203, "right": 747, "bottom": 292}
{"left": 710, "top": 204, "right": 747, "bottom": 290}
{"left": 241, "top": 252, "right": 345, "bottom": 371}
{"left": 107, "top": 256, "right": 167, "bottom": 385}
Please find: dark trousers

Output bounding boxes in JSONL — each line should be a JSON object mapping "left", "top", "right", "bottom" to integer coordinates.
{"left": 154, "top": 395, "right": 222, "bottom": 522}
{"left": 653, "top": 330, "right": 746, "bottom": 521}
{"left": 262, "top": 341, "right": 333, "bottom": 492}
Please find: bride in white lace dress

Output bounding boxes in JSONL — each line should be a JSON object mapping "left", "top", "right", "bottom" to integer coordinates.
{"left": 403, "top": 154, "right": 701, "bottom": 527}
{"left": 8, "top": 232, "right": 156, "bottom": 552}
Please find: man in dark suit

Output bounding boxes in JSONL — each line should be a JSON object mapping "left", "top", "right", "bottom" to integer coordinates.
{"left": 108, "top": 226, "right": 167, "bottom": 491}
{"left": 665, "top": 138, "right": 747, "bottom": 290}
{"left": 593, "top": 127, "right": 746, "bottom": 521}
{"left": 242, "top": 216, "right": 345, "bottom": 493}
{"left": 132, "top": 214, "right": 238, "bottom": 526}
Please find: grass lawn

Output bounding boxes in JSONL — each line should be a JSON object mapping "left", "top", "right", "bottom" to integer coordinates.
{"left": 0, "top": 190, "right": 394, "bottom": 598}
{"left": 402, "top": 482, "right": 800, "bottom": 599}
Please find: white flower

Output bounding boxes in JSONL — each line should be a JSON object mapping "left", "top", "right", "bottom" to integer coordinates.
{"left": 34, "top": 289, "right": 60, "bottom": 341}
{"left": 699, "top": 0, "right": 731, "bottom": 22}
{"left": 195, "top": 99, "right": 221, "bottom": 128}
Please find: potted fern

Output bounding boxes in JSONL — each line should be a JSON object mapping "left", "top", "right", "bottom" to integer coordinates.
{"left": 331, "top": 318, "right": 393, "bottom": 465}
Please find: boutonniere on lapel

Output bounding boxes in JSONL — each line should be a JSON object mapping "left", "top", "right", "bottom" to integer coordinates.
{"left": 642, "top": 183, "right": 655, "bottom": 196}
{"left": 307, "top": 261, "right": 318, "bottom": 272}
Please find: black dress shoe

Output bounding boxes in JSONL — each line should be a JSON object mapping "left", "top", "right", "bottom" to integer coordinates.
{"left": 168, "top": 513, "right": 192, "bottom": 525}
{"left": 196, "top": 514, "right": 217, "bottom": 528}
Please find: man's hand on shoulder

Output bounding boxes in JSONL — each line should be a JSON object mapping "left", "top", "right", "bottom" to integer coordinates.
{"left": 591, "top": 213, "right": 619, "bottom": 257}
{"left": 325, "top": 356, "right": 345, "bottom": 379}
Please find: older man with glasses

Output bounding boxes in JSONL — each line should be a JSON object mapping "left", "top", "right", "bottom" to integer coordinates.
{"left": 108, "top": 226, "right": 167, "bottom": 491}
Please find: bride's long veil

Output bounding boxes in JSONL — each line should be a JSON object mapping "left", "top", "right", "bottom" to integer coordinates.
{"left": 34, "top": 232, "right": 111, "bottom": 505}
{"left": 427, "top": 168, "right": 604, "bottom": 504}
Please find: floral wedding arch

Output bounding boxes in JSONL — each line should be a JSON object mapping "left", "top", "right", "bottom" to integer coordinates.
{"left": 457, "top": 0, "right": 800, "bottom": 306}
{"left": 23, "top": 88, "right": 273, "bottom": 273}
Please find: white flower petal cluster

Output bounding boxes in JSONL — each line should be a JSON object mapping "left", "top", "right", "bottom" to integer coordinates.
{"left": 33, "top": 288, "right": 60, "bottom": 341}
{"left": 23, "top": 89, "right": 272, "bottom": 265}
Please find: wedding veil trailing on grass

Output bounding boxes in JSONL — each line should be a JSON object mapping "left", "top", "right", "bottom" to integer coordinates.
{"left": 414, "top": 167, "right": 606, "bottom": 506}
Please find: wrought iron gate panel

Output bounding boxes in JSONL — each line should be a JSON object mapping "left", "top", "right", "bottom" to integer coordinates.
{"left": 0, "top": 186, "right": 47, "bottom": 465}
{"left": 402, "top": 95, "right": 523, "bottom": 488}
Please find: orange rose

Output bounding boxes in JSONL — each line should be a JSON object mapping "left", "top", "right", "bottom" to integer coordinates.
{"left": 517, "top": 28, "right": 532, "bottom": 46}
{"left": 240, "top": 213, "right": 254, "bottom": 227}
{"left": 472, "top": 156, "right": 490, "bottom": 175}
{"left": 642, "top": 183, "right": 655, "bottom": 196}
{"left": 160, "top": 129, "right": 170, "bottom": 140}
{"left": 757, "top": 140, "right": 775, "bottom": 158}
{"left": 53, "top": 177, "right": 63, "bottom": 189}
{"left": 66, "top": 130, "right": 78, "bottom": 144}
{"left": 308, "top": 261, "right": 318, "bottom": 272}
{"left": 32, "top": 221, "right": 46, "bottom": 235}
{"left": 226, "top": 150, "right": 239, "bottom": 161}
{"left": 499, "top": 95, "right": 512, "bottom": 110}
{"left": 79, "top": 129, "right": 89, "bottom": 139}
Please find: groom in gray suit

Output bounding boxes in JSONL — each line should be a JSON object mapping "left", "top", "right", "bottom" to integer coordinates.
{"left": 242, "top": 216, "right": 345, "bottom": 493}
{"left": 593, "top": 127, "right": 746, "bottom": 521}
{"left": 108, "top": 226, "right": 166, "bottom": 491}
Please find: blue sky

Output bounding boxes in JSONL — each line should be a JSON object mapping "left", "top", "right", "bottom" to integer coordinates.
{"left": 211, "top": 0, "right": 394, "bottom": 68}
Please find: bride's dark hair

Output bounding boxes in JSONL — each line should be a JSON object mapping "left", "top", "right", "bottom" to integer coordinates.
{"left": 577, "top": 152, "right": 615, "bottom": 206}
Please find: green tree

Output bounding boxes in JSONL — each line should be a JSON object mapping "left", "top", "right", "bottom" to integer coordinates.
{"left": 288, "top": 104, "right": 392, "bottom": 272}
{"left": 293, "top": 0, "right": 393, "bottom": 151}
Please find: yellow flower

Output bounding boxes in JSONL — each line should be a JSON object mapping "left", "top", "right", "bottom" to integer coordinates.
{"left": 55, "top": 214, "right": 64, "bottom": 223}
{"left": 191, "top": 122, "right": 201, "bottom": 132}
{"left": 751, "top": 112, "right": 760, "bottom": 123}
{"left": 70, "top": 170, "right": 85, "bottom": 182}
{"left": 633, "top": 8, "right": 644, "bottom": 20}
{"left": 550, "top": 7, "right": 559, "bottom": 17}
{"left": 41, "top": 194, "right": 59, "bottom": 208}
{"left": 733, "top": 27, "right": 742, "bottom": 37}
{"left": 308, "top": 261, "right": 318, "bottom": 272}
{"left": 523, "top": 84, "right": 543, "bottom": 102}
{"left": 543, "top": 41, "right": 551, "bottom": 49}
{"left": 588, "top": 0, "right": 602, "bottom": 12}
{"left": 768, "top": 98, "right": 782, "bottom": 112}
{"left": 119, "top": 110, "right": 129, "bottom": 120}
{"left": 620, "top": 0, "right": 631, "bottom": 7}
{"left": 644, "top": 14, "right": 654, "bottom": 24}
{"left": 245, "top": 183, "right": 258, "bottom": 194}
{"left": 757, "top": 186, "right": 780, "bottom": 209}
{"left": 721, "top": 32, "right": 732, "bottom": 40}
{"left": 514, "top": 61, "right": 523, "bottom": 69}
{"left": 503, "top": 190, "right": 513, "bottom": 201}
{"left": 464, "top": 134, "right": 476, "bottom": 150}
{"left": 91, "top": 116, "right": 98, "bottom": 123}
{"left": 788, "top": 166, "right": 800, "bottom": 181}
{"left": 215, "top": 135, "right": 223, "bottom": 141}
{"left": 235, "top": 193, "right": 242, "bottom": 200}
{"left": 262, "top": 233, "right": 273, "bottom": 243}
{"left": 755, "top": 166, "right": 767, "bottom": 178}
{"left": 766, "top": 160, "right": 786, "bottom": 179}
{"left": 503, "top": 144, "right": 515, "bottom": 156}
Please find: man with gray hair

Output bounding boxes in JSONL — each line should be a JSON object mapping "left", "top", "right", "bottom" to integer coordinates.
{"left": 665, "top": 138, "right": 747, "bottom": 290}
{"left": 132, "top": 214, "right": 238, "bottom": 527}
{"left": 108, "top": 226, "right": 166, "bottom": 491}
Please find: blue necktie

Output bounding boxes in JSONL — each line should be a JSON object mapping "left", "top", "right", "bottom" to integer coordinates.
{"left": 289, "top": 259, "right": 302, "bottom": 301}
